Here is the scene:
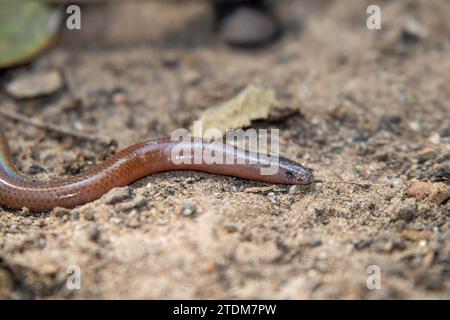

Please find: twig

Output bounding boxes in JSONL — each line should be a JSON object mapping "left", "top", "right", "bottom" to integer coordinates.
{"left": 0, "top": 107, "right": 114, "bottom": 146}
{"left": 245, "top": 186, "right": 287, "bottom": 193}
{"left": 314, "top": 179, "right": 372, "bottom": 188}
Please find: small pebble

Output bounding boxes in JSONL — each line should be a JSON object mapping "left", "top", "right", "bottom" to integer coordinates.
{"left": 82, "top": 209, "right": 96, "bottom": 221}
{"left": 393, "top": 198, "right": 417, "bottom": 222}
{"left": 418, "top": 203, "right": 431, "bottom": 215}
{"left": 180, "top": 202, "right": 197, "bottom": 217}
{"left": 408, "top": 181, "right": 431, "bottom": 201}
{"left": 417, "top": 149, "right": 435, "bottom": 163}
{"left": 6, "top": 70, "right": 63, "bottom": 98}
{"left": 409, "top": 121, "right": 420, "bottom": 131}
{"left": 129, "top": 195, "right": 147, "bottom": 208}
{"left": 429, "top": 133, "right": 440, "bottom": 145}
{"left": 87, "top": 226, "right": 101, "bottom": 242}
{"left": 440, "top": 125, "right": 450, "bottom": 138}
{"left": 104, "top": 187, "right": 131, "bottom": 205}
{"left": 387, "top": 178, "right": 402, "bottom": 188}
{"left": 309, "top": 235, "right": 322, "bottom": 247}
{"left": 70, "top": 210, "right": 80, "bottom": 221}
{"left": 268, "top": 192, "right": 278, "bottom": 204}
{"left": 53, "top": 207, "right": 70, "bottom": 218}
{"left": 117, "top": 195, "right": 147, "bottom": 211}
{"left": 408, "top": 181, "right": 450, "bottom": 204}
{"left": 288, "top": 185, "right": 298, "bottom": 194}
{"left": 402, "top": 19, "right": 428, "bottom": 43}
{"left": 220, "top": 7, "right": 278, "bottom": 47}
{"left": 223, "top": 222, "right": 243, "bottom": 233}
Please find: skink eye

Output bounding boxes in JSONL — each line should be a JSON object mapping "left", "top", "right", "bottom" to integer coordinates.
{"left": 285, "top": 171, "right": 294, "bottom": 179}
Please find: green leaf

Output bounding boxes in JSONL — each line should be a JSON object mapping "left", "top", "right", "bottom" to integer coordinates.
{"left": 0, "top": 0, "right": 62, "bottom": 68}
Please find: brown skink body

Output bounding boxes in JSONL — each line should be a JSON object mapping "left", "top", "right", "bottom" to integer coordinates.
{"left": 0, "top": 131, "right": 313, "bottom": 212}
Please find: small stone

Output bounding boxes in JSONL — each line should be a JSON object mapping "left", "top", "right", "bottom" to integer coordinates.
{"left": 408, "top": 181, "right": 450, "bottom": 205}
{"left": 223, "top": 222, "right": 243, "bottom": 233}
{"left": 184, "top": 177, "right": 196, "bottom": 184}
{"left": 387, "top": 178, "right": 402, "bottom": 188}
{"left": 428, "top": 183, "right": 450, "bottom": 205}
{"left": 83, "top": 209, "right": 96, "bottom": 221}
{"left": 20, "top": 207, "right": 31, "bottom": 217}
{"left": 70, "top": 210, "right": 80, "bottom": 221}
{"left": 104, "top": 187, "right": 131, "bottom": 205}
{"left": 129, "top": 195, "right": 147, "bottom": 208}
{"left": 417, "top": 149, "right": 435, "bottom": 163}
{"left": 220, "top": 7, "right": 278, "bottom": 47}
{"left": 401, "top": 19, "right": 428, "bottom": 44}
{"left": 180, "top": 202, "right": 197, "bottom": 217}
{"left": 53, "top": 207, "right": 70, "bottom": 218}
{"left": 267, "top": 192, "right": 278, "bottom": 204}
{"left": 288, "top": 185, "right": 298, "bottom": 194}
{"left": 110, "top": 217, "right": 123, "bottom": 225}
{"left": 429, "top": 133, "right": 440, "bottom": 145}
{"left": 393, "top": 198, "right": 417, "bottom": 222}
{"left": 353, "top": 165, "right": 366, "bottom": 177}
{"left": 440, "top": 125, "right": 450, "bottom": 138}
{"left": 408, "top": 181, "right": 431, "bottom": 201}
{"left": 374, "top": 150, "right": 389, "bottom": 161}
{"left": 87, "top": 226, "right": 101, "bottom": 242}
{"left": 117, "top": 195, "right": 147, "bottom": 211}
{"left": 383, "top": 190, "right": 396, "bottom": 201}
{"left": 409, "top": 121, "right": 420, "bottom": 131}
{"left": 418, "top": 203, "right": 431, "bottom": 215}
{"left": 6, "top": 70, "right": 63, "bottom": 98}
{"left": 309, "top": 235, "right": 322, "bottom": 247}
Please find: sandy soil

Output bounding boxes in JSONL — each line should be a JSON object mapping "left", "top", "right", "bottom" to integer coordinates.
{"left": 0, "top": 0, "right": 449, "bottom": 299}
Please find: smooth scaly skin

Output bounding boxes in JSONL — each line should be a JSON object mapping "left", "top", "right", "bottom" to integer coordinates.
{"left": 0, "top": 131, "right": 314, "bottom": 212}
